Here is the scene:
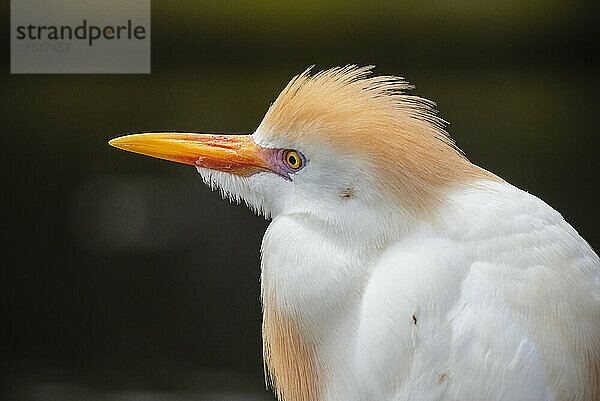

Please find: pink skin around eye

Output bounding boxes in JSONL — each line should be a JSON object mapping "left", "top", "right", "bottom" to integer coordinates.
{"left": 262, "top": 148, "right": 306, "bottom": 181}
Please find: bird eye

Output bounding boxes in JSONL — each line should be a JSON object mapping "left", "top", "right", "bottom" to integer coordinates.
{"left": 284, "top": 150, "right": 304, "bottom": 170}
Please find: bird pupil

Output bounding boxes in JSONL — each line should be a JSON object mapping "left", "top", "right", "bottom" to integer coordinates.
{"left": 288, "top": 155, "right": 297, "bottom": 165}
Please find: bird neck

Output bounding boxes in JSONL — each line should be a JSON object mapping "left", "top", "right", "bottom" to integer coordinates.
{"left": 260, "top": 211, "right": 390, "bottom": 401}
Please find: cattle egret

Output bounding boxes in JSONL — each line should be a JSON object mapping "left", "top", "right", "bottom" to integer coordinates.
{"left": 109, "top": 66, "right": 600, "bottom": 401}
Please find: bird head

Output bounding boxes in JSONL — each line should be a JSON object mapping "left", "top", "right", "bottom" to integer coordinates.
{"left": 110, "top": 66, "right": 489, "bottom": 235}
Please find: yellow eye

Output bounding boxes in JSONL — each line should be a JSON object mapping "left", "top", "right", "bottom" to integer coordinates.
{"left": 285, "top": 150, "right": 303, "bottom": 169}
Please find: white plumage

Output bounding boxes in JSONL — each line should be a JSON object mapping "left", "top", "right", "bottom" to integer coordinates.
{"left": 110, "top": 66, "right": 600, "bottom": 401}
{"left": 253, "top": 168, "right": 600, "bottom": 401}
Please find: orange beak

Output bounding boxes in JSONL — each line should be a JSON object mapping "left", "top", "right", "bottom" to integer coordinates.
{"left": 108, "top": 132, "right": 270, "bottom": 177}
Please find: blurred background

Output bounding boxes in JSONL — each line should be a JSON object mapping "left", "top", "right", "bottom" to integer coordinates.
{"left": 2, "top": 1, "right": 599, "bottom": 400}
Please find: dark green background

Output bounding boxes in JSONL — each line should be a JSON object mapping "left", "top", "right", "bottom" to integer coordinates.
{"left": 3, "top": 2, "right": 598, "bottom": 400}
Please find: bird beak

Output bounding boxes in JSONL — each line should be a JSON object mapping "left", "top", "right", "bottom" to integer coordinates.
{"left": 109, "top": 132, "right": 270, "bottom": 177}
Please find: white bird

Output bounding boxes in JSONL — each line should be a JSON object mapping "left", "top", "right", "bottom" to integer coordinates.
{"left": 109, "top": 66, "right": 600, "bottom": 401}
